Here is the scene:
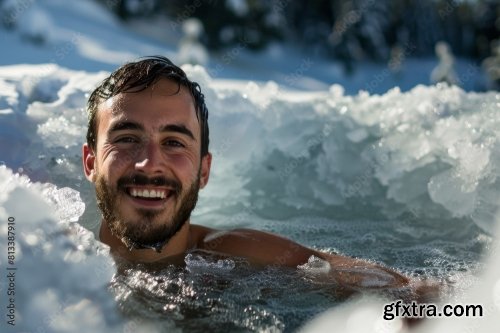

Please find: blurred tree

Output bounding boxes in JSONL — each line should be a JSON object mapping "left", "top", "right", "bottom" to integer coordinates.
{"left": 158, "top": 0, "right": 283, "bottom": 50}
{"left": 96, "top": 0, "right": 499, "bottom": 72}
{"left": 103, "top": 0, "right": 158, "bottom": 19}
{"left": 482, "top": 40, "right": 500, "bottom": 90}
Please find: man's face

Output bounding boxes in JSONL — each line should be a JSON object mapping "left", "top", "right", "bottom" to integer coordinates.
{"left": 83, "top": 79, "right": 211, "bottom": 250}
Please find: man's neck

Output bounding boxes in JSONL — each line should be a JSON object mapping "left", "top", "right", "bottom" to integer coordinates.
{"left": 99, "top": 220, "right": 192, "bottom": 263}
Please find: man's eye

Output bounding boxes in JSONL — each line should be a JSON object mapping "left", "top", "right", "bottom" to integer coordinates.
{"left": 165, "top": 140, "right": 185, "bottom": 148}
{"left": 115, "top": 136, "right": 138, "bottom": 143}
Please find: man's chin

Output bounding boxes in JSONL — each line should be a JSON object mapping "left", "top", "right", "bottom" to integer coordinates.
{"left": 110, "top": 214, "right": 187, "bottom": 252}
{"left": 119, "top": 204, "right": 168, "bottom": 224}
{"left": 119, "top": 234, "right": 170, "bottom": 252}
{"left": 112, "top": 222, "right": 171, "bottom": 252}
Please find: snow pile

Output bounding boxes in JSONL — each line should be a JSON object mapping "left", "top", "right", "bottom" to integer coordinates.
{"left": 185, "top": 65, "right": 500, "bottom": 234}
{"left": 0, "top": 167, "right": 122, "bottom": 333}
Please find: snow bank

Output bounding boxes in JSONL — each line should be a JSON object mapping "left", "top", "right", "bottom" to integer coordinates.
{"left": 0, "top": 166, "right": 123, "bottom": 332}
{"left": 187, "top": 66, "right": 500, "bottom": 234}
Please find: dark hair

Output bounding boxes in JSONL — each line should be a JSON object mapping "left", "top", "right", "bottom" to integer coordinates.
{"left": 86, "top": 56, "right": 209, "bottom": 156}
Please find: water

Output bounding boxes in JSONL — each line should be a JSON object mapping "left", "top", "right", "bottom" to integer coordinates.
{"left": 111, "top": 253, "right": 334, "bottom": 332}
{"left": 105, "top": 214, "right": 487, "bottom": 332}
{"left": 0, "top": 64, "right": 498, "bottom": 332}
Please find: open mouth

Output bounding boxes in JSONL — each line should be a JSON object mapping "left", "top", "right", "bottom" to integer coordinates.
{"left": 125, "top": 187, "right": 174, "bottom": 205}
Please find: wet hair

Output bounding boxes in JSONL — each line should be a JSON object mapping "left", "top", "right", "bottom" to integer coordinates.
{"left": 86, "top": 56, "right": 209, "bottom": 156}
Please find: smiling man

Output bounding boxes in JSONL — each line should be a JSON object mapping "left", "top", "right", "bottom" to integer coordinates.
{"left": 83, "top": 56, "right": 438, "bottom": 299}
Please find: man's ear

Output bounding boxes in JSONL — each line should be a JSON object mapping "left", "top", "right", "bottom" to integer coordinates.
{"left": 199, "top": 152, "right": 212, "bottom": 189}
{"left": 83, "top": 143, "right": 97, "bottom": 183}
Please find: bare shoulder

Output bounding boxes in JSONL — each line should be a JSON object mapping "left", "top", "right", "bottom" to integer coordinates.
{"left": 189, "top": 224, "right": 317, "bottom": 267}
{"left": 189, "top": 223, "right": 395, "bottom": 272}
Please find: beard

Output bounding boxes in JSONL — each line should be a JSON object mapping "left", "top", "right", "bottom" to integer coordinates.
{"left": 95, "top": 170, "right": 200, "bottom": 252}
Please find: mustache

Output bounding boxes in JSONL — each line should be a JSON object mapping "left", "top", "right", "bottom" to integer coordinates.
{"left": 117, "top": 174, "right": 182, "bottom": 196}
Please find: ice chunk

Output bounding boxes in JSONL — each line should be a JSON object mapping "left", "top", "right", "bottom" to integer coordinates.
{"left": 297, "top": 255, "right": 331, "bottom": 274}
{"left": 428, "top": 170, "right": 477, "bottom": 217}
{"left": 41, "top": 185, "right": 85, "bottom": 224}
{"left": 185, "top": 253, "right": 235, "bottom": 272}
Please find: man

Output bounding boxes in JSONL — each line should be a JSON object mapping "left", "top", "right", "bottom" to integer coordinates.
{"left": 82, "top": 56, "right": 436, "bottom": 298}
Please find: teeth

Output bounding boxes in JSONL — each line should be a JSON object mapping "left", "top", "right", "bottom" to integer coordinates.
{"left": 129, "top": 188, "right": 166, "bottom": 199}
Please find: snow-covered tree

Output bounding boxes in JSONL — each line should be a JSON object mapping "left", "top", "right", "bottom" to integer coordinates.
{"left": 177, "top": 18, "right": 209, "bottom": 65}
{"left": 431, "top": 41, "right": 458, "bottom": 85}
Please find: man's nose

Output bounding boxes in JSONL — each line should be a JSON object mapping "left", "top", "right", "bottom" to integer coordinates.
{"left": 134, "top": 141, "right": 164, "bottom": 174}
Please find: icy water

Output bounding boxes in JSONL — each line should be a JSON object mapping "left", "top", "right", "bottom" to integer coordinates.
{"left": 0, "top": 64, "right": 498, "bottom": 332}
{"left": 106, "top": 217, "right": 488, "bottom": 332}
{"left": 111, "top": 253, "right": 335, "bottom": 332}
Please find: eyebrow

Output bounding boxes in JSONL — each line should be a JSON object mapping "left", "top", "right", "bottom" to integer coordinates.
{"left": 108, "top": 121, "right": 195, "bottom": 140}
{"left": 160, "top": 124, "right": 195, "bottom": 140}
{"left": 108, "top": 121, "right": 144, "bottom": 133}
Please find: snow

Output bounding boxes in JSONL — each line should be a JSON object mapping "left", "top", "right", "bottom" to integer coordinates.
{"left": 0, "top": 0, "right": 499, "bottom": 332}
{"left": 0, "top": 167, "right": 119, "bottom": 332}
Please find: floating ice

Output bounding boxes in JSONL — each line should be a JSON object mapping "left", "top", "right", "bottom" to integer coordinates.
{"left": 297, "top": 255, "right": 331, "bottom": 274}
{"left": 184, "top": 253, "right": 235, "bottom": 272}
